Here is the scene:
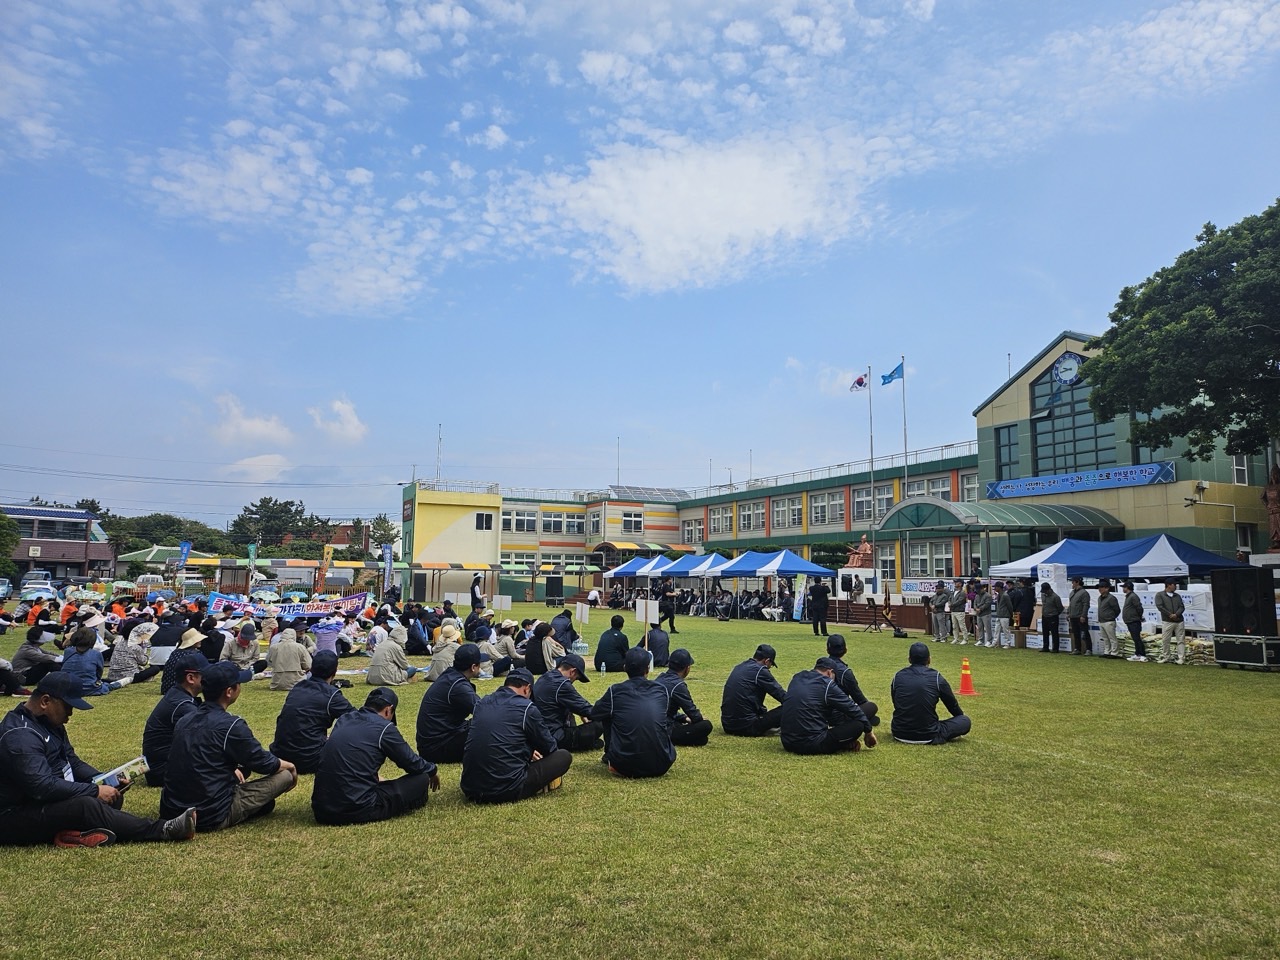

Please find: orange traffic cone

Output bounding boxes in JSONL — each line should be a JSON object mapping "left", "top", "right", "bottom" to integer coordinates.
{"left": 958, "top": 657, "right": 980, "bottom": 696}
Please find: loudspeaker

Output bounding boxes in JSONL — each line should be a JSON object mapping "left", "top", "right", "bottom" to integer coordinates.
{"left": 544, "top": 575, "right": 563, "bottom": 598}
{"left": 841, "top": 574, "right": 854, "bottom": 593}
{"left": 1211, "top": 567, "right": 1278, "bottom": 636}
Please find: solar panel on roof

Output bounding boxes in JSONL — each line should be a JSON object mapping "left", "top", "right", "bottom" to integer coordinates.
{"left": 608, "top": 485, "right": 689, "bottom": 503}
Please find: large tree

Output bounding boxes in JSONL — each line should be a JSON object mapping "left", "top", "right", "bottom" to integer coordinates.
{"left": 1087, "top": 199, "right": 1280, "bottom": 460}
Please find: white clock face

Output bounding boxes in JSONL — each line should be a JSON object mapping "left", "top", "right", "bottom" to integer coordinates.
{"left": 1053, "top": 353, "right": 1082, "bottom": 385}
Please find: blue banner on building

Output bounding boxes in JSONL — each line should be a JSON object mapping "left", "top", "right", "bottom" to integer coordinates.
{"left": 381, "top": 543, "right": 394, "bottom": 594}
{"left": 986, "top": 461, "right": 1175, "bottom": 500}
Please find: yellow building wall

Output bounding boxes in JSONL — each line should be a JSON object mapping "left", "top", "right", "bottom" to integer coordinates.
{"left": 410, "top": 490, "right": 502, "bottom": 565}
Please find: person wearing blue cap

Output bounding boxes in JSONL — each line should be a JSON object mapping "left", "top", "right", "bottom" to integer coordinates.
{"left": 780, "top": 657, "right": 875, "bottom": 755}
{"left": 269, "top": 651, "right": 354, "bottom": 774}
{"left": 591, "top": 647, "right": 676, "bottom": 778}
{"left": 460, "top": 668, "right": 571, "bottom": 803}
{"left": 160, "top": 661, "right": 298, "bottom": 831}
{"left": 142, "top": 652, "right": 210, "bottom": 787}
{"left": 890, "top": 643, "right": 971, "bottom": 745}
{"left": 312, "top": 687, "right": 438, "bottom": 825}
{"left": 0, "top": 673, "right": 198, "bottom": 847}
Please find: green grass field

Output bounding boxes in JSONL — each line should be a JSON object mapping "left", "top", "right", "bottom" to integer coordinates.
{"left": 3, "top": 606, "right": 1279, "bottom": 960}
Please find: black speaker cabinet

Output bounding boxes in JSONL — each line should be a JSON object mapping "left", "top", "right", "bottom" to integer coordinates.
{"left": 1210, "top": 567, "right": 1278, "bottom": 636}
{"left": 841, "top": 574, "right": 854, "bottom": 593}
{"left": 544, "top": 575, "right": 563, "bottom": 599}
{"left": 1213, "top": 635, "right": 1280, "bottom": 671}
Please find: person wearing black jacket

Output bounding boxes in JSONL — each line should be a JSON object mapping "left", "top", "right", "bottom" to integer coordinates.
{"left": 591, "top": 647, "right": 676, "bottom": 778}
{"left": 416, "top": 644, "right": 482, "bottom": 763}
{"left": 532, "top": 653, "right": 601, "bottom": 752}
{"left": 655, "top": 649, "right": 711, "bottom": 746}
{"left": 825, "top": 635, "right": 879, "bottom": 742}
{"left": 161, "top": 662, "right": 297, "bottom": 831}
{"left": 1121, "top": 581, "right": 1148, "bottom": 662}
{"left": 269, "top": 652, "right": 354, "bottom": 774}
{"left": 550, "top": 609, "right": 580, "bottom": 649}
{"left": 150, "top": 613, "right": 187, "bottom": 649}
{"left": 780, "top": 658, "right": 874, "bottom": 755}
{"left": 642, "top": 624, "right": 670, "bottom": 668}
{"left": 890, "top": 643, "right": 971, "bottom": 745}
{"left": 312, "top": 687, "right": 438, "bottom": 825}
{"left": 593, "top": 616, "right": 629, "bottom": 673}
{"left": 807, "top": 579, "right": 831, "bottom": 637}
{"left": 720, "top": 644, "right": 787, "bottom": 736}
{"left": 142, "top": 652, "right": 209, "bottom": 786}
{"left": 0, "top": 673, "right": 197, "bottom": 847}
{"left": 1014, "top": 579, "right": 1036, "bottom": 630}
{"left": 461, "top": 668, "right": 571, "bottom": 803}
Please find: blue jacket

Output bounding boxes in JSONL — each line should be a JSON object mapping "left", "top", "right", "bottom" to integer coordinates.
{"left": 415, "top": 667, "right": 479, "bottom": 761}
{"left": 160, "top": 702, "right": 281, "bottom": 830}
{"left": 270, "top": 677, "right": 354, "bottom": 774}
{"left": 142, "top": 686, "right": 200, "bottom": 786}
{"left": 590, "top": 676, "right": 675, "bottom": 778}
{"left": 0, "top": 704, "right": 99, "bottom": 813}
{"left": 460, "top": 686, "right": 557, "bottom": 802}
{"left": 780, "top": 670, "right": 869, "bottom": 752}
{"left": 532, "top": 670, "right": 594, "bottom": 744}
{"left": 720, "top": 659, "right": 787, "bottom": 733}
{"left": 311, "top": 707, "right": 434, "bottom": 823}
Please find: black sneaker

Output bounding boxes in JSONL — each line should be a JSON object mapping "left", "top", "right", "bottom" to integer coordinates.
{"left": 162, "top": 807, "right": 198, "bottom": 841}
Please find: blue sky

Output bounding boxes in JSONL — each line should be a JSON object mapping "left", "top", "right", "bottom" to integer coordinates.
{"left": 2, "top": 0, "right": 1278, "bottom": 528}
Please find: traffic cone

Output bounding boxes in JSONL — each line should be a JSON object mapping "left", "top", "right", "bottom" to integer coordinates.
{"left": 958, "top": 656, "right": 980, "bottom": 696}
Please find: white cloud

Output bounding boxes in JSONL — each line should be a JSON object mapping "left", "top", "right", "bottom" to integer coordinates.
{"left": 467, "top": 124, "right": 510, "bottom": 149}
{"left": 221, "top": 454, "right": 292, "bottom": 483}
{"left": 211, "top": 395, "right": 295, "bottom": 446}
{"left": 308, "top": 397, "right": 369, "bottom": 442}
{"left": 785, "top": 356, "right": 803, "bottom": 371}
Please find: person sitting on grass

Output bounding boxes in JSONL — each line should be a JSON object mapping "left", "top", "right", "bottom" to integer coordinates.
{"left": 221, "top": 621, "right": 267, "bottom": 675}
{"left": 161, "top": 661, "right": 298, "bottom": 832}
{"left": 11, "top": 624, "right": 65, "bottom": 688}
{"left": 267, "top": 627, "right": 313, "bottom": 692}
{"left": 824, "top": 635, "right": 879, "bottom": 741}
{"left": 720, "top": 643, "right": 788, "bottom": 737}
{"left": 641, "top": 623, "right": 670, "bottom": 669}
{"left": 107, "top": 621, "right": 162, "bottom": 685}
{"left": 460, "top": 668, "right": 571, "bottom": 804}
{"left": 533, "top": 653, "right": 602, "bottom": 753}
{"left": 415, "top": 643, "right": 482, "bottom": 764}
{"left": 780, "top": 657, "right": 875, "bottom": 756}
{"left": 591, "top": 647, "right": 676, "bottom": 779}
{"left": 142, "top": 652, "right": 209, "bottom": 787}
{"left": 593, "top": 614, "right": 629, "bottom": 673}
{"left": 60, "top": 628, "right": 130, "bottom": 696}
{"left": 367, "top": 623, "right": 421, "bottom": 686}
{"left": 311, "top": 687, "right": 439, "bottom": 826}
{"left": 425, "top": 622, "right": 463, "bottom": 682}
{"left": 890, "top": 642, "right": 971, "bottom": 745}
{"left": 269, "top": 651, "right": 354, "bottom": 775}
{"left": 0, "top": 673, "right": 197, "bottom": 848}
{"left": 655, "top": 649, "right": 712, "bottom": 747}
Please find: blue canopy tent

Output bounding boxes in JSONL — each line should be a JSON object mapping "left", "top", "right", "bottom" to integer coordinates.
{"left": 710, "top": 551, "right": 775, "bottom": 577}
{"left": 748, "top": 549, "right": 837, "bottom": 578}
{"left": 989, "top": 534, "right": 1249, "bottom": 580}
{"left": 603, "top": 556, "right": 654, "bottom": 578}
{"left": 656, "top": 554, "right": 710, "bottom": 577}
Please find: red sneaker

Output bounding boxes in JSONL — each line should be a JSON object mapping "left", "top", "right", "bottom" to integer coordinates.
{"left": 54, "top": 828, "right": 117, "bottom": 848}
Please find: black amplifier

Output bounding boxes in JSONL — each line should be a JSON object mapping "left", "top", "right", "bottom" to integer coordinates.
{"left": 1212, "top": 634, "right": 1280, "bottom": 671}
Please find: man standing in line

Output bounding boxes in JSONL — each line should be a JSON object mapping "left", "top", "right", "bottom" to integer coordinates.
{"left": 720, "top": 644, "right": 788, "bottom": 737}
{"left": 591, "top": 647, "right": 676, "bottom": 778}
{"left": 532, "top": 653, "right": 602, "bottom": 753}
{"left": 949, "top": 579, "right": 970, "bottom": 644}
{"left": 1067, "top": 577, "right": 1092, "bottom": 656}
{"left": 1121, "top": 581, "right": 1148, "bottom": 662}
{"left": 1039, "top": 583, "right": 1064, "bottom": 653}
{"left": 807, "top": 578, "right": 831, "bottom": 637}
{"left": 460, "top": 668, "right": 572, "bottom": 804}
{"left": 655, "top": 649, "right": 712, "bottom": 747}
{"left": 780, "top": 657, "right": 875, "bottom": 755}
{"left": 930, "top": 582, "right": 950, "bottom": 642}
{"left": 890, "top": 642, "right": 971, "bottom": 745}
{"left": 311, "top": 687, "right": 438, "bottom": 826}
{"left": 0, "top": 674, "right": 198, "bottom": 848}
{"left": 161, "top": 662, "right": 298, "bottom": 831}
{"left": 993, "top": 582, "right": 1015, "bottom": 649}
{"left": 1095, "top": 580, "right": 1121, "bottom": 658}
{"left": 1154, "top": 578, "right": 1187, "bottom": 665}
{"left": 973, "top": 582, "right": 993, "bottom": 646}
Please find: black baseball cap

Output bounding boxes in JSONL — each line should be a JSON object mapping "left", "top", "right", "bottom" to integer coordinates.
{"left": 34, "top": 672, "right": 93, "bottom": 710}
{"left": 453, "top": 643, "right": 483, "bottom": 672}
{"left": 559, "top": 653, "right": 591, "bottom": 682}
{"left": 201, "top": 661, "right": 242, "bottom": 699}
{"left": 505, "top": 667, "right": 535, "bottom": 687}
{"left": 814, "top": 656, "right": 841, "bottom": 673}
{"left": 668, "top": 649, "right": 694, "bottom": 670}
{"left": 624, "top": 647, "right": 651, "bottom": 677}
{"left": 754, "top": 643, "right": 778, "bottom": 667}
{"left": 366, "top": 687, "right": 399, "bottom": 711}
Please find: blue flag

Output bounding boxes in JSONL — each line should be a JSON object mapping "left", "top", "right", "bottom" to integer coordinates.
{"left": 881, "top": 362, "right": 904, "bottom": 385}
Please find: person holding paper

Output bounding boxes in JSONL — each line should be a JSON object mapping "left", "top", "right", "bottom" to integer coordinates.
{"left": 0, "top": 673, "right": 197, "bottom": 847}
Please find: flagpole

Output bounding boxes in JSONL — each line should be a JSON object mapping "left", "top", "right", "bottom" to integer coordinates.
{"left": 867, "top": 365, "right": 876, "bottom": 589}
{"left": 900, "top": 354, "right": 908, "bottom": 594}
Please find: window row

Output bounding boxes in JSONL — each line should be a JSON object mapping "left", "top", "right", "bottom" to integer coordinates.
{"left": 500, "top": 510, "right": 588, "bottom": 534}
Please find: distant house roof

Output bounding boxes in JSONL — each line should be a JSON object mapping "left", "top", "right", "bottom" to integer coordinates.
{"left": 0, "top": 504, "right": 98, "bottom": 522}
{"left": 116, "top": 544, "right": 216, "bottom": 563}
